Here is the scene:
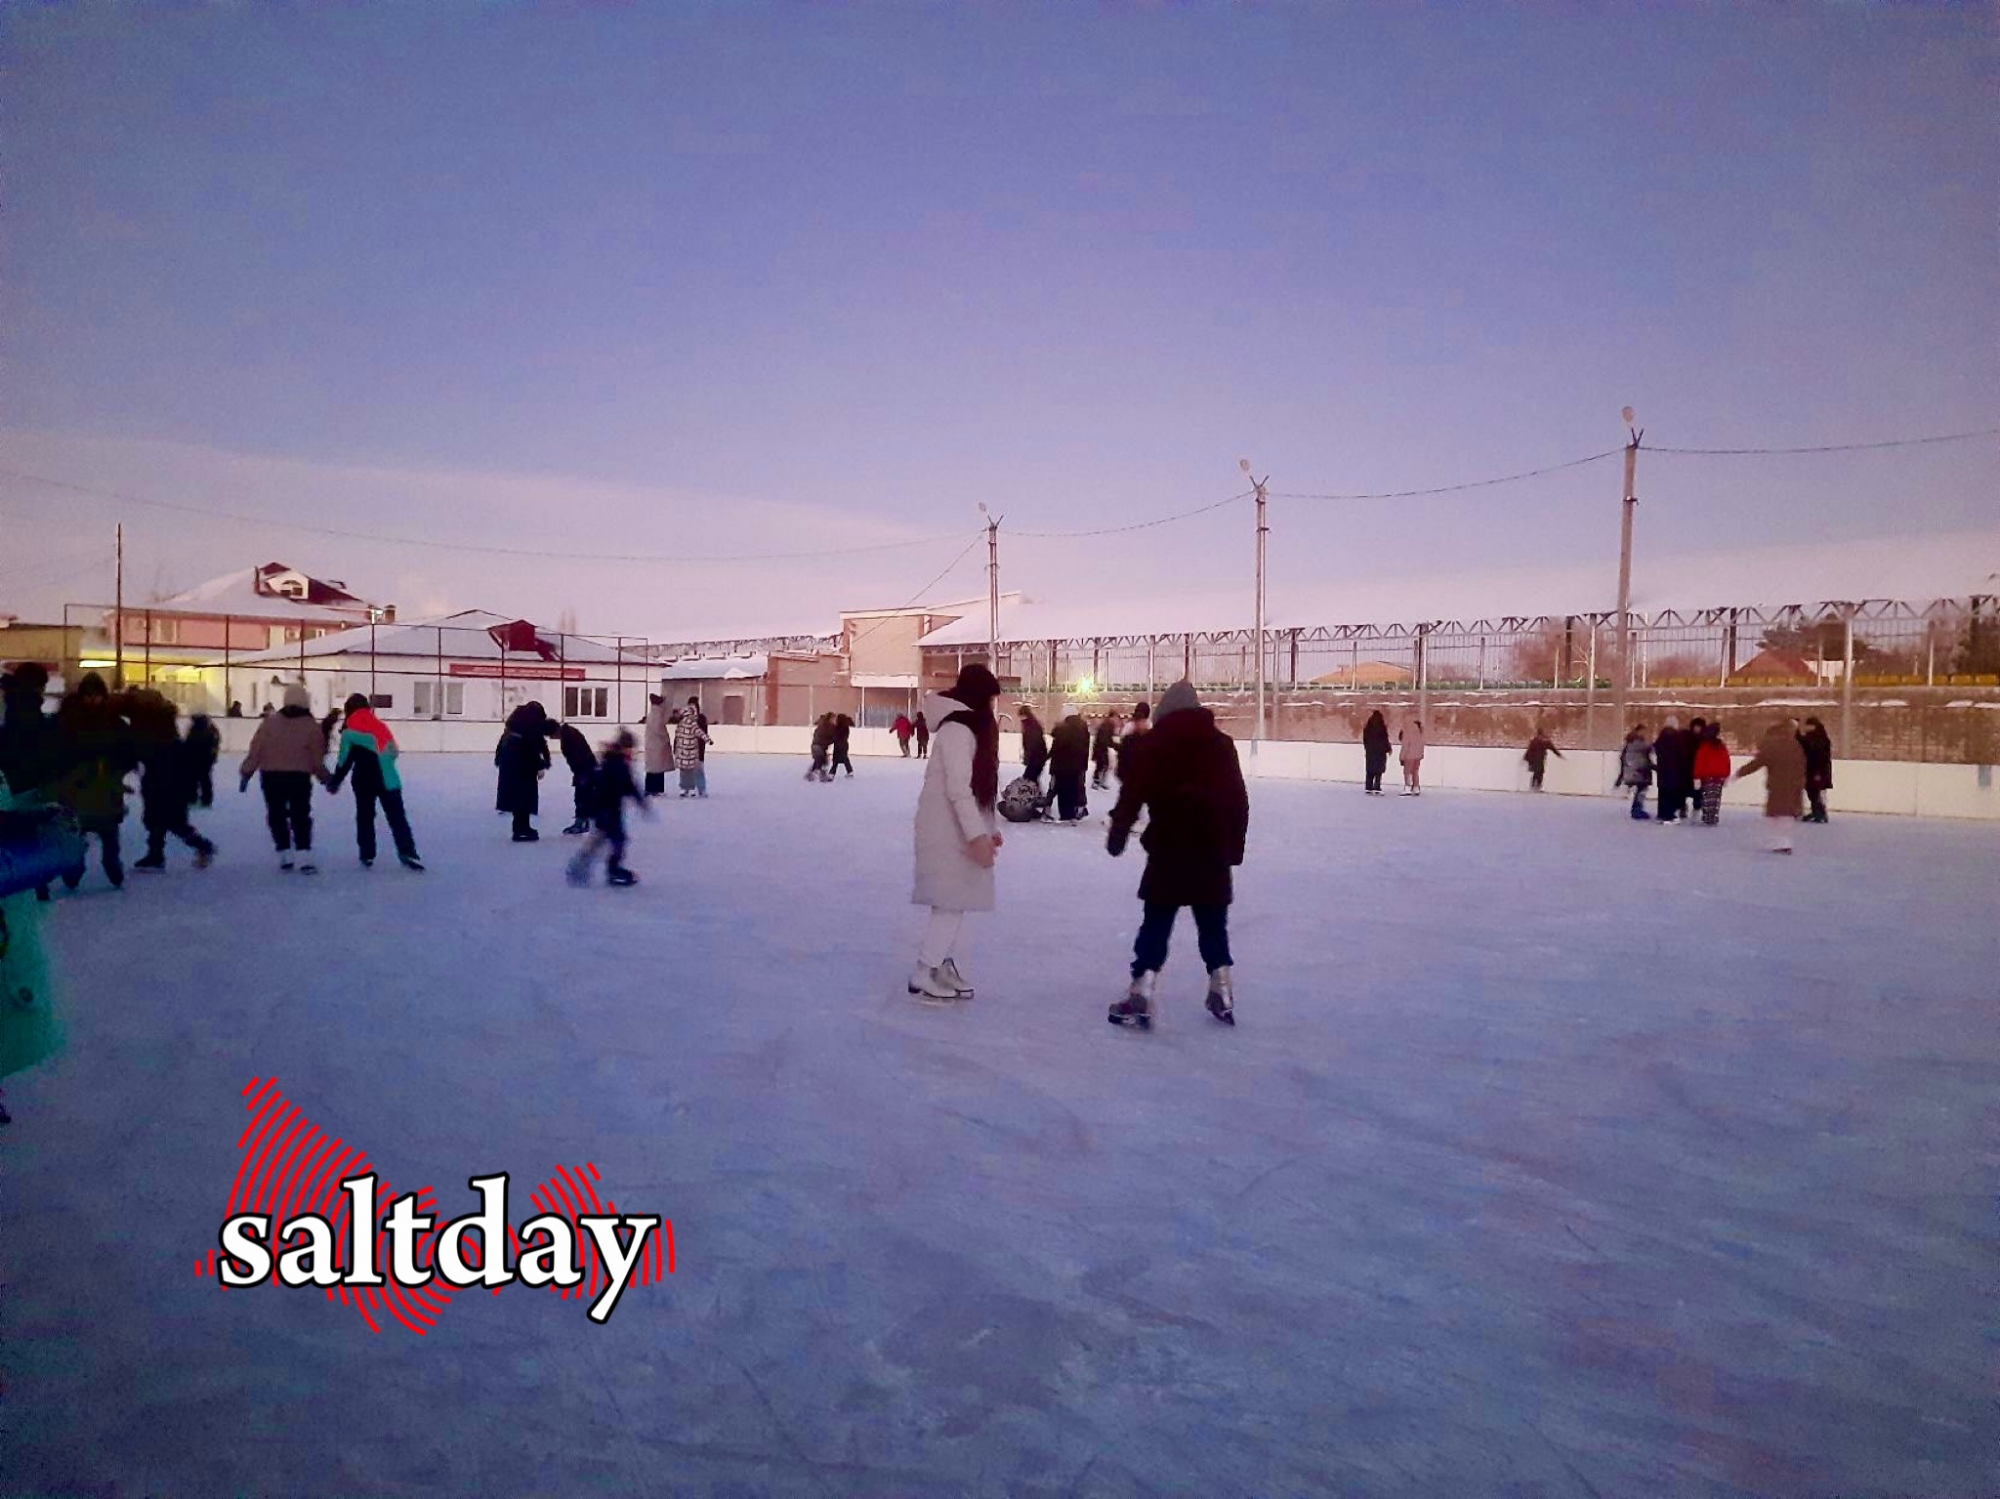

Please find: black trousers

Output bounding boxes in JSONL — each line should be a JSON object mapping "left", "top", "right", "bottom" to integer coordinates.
{"left": 1364, "top": 751, "right": 1387, "bottom": 792}
{"left": 1806, "top": 786, "right": 1828, "bottom": 821}
{"left": 1529, "top": 766, "right": 1546, "bottom": 790}
{"left": 1658, "top": 782, "right": 1689, "bottom": 822}
{"left": 357, "top": 785, "right": 418, "bottom": 863}
{"left": 1053, "top": 770, "right": 1088, "bottom": 821}
{"left": 644, "top": 770, "right": 666, "bottom": 797}
{"left": 915, "top": 740, "right": 928, "bottom": 758}
{"left": 831, "top": 746, "right": 853, "bottom": 776}
{"left": 511, "top": 808, "right": 533, "bottom": 837}
{"left": 573, "top": 771, "right": 594, "bottom": 821}
{"left": 63, "top": 818, "right": 123, "bottom": 887}
{"left": 1132, "top": 902, "right": 1232, "bottom": 978}
{"left": 195, "top": 768, "right": 215, "bottom": 807}
{"left": 144, "top": 811, "right": 213, "bottom": 861}
{"left": 260, "top": 771, "right": 313, "bottom": 852}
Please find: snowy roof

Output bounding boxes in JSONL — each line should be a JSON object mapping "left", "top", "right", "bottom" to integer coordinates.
{"left": 917, "top": 527, "right": 2000, "bottom": 644}
{"left": 216, "top": 610, "right": 645, "bottom": 666}
{"left": 654, "top": 655, "right": 768, "bottom": 681}
{"left": 145, "top": 565, "right": 380, "bottom": 623}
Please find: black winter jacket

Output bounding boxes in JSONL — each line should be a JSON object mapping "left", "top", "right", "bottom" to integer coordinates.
{"left": 1107, "top": 707, "right": 1249, "bottom": 908}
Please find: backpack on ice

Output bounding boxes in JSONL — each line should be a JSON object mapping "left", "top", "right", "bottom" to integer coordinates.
{"left": 998, "top": 777, "right": 1048, "bottom": 824}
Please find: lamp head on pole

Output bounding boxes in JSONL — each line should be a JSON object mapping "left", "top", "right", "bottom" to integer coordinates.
{"left": 1239, "top": 458, "right": 1252, "bottom": 475}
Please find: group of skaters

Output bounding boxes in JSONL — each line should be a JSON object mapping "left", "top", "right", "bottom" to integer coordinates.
{"left": 906, "top": 672, "right": 1247, "bottom": 1032}
{"left": 1614, "top": 714, "right": 1834, "bottom": 852}
{"left": 492, "top": 693, "right": 713, "bottom": 887}
{"left": 998, "top": 702, "right": 1150, "bottom": 824}
{"left": 806, "top": 712, "right": 856, "bottom": 781}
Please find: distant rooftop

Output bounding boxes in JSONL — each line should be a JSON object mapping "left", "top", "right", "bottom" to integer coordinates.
{"left": 146, "top": 563, "right": 388, "bottom": 624}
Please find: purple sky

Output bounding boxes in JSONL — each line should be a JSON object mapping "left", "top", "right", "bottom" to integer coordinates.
{"left": 2, "top": 5, "right": 1993, "bottom": 637}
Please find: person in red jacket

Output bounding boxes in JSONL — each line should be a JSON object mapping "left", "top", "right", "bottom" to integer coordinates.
{"left": 1691, "top": 721, "right": 1732, "bottom": 827}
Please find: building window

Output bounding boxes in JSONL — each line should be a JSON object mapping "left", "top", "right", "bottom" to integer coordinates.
{"left": 446, "top": 681, "right": 464, "bottom": 715}
{"left": 369, "top": 693, "right": 393, "bottom": 710}
{"left": 563, "top": 686, "right": 609, "bottom": 718}
{"left": 414, "top": 681, "right": 434, "bottom": 717}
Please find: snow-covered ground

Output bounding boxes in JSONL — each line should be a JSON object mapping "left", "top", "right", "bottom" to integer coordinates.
{"left": 3, "top": 751, "right": 1995, "bottom": 1497}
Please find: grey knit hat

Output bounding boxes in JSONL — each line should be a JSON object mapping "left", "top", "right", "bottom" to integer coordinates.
{"left": 1156, "top": 679, "right": 1201, "bottom": 721}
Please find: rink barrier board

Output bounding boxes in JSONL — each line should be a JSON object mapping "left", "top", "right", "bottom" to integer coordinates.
{"left": 207, "top": 718, "right": 1999, "bottom": 820}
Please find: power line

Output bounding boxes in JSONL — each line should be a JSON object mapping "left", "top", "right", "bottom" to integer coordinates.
{"left": 841, "top": 532, "right": 986, "bottom": 647}
{"left": 0, "top": 468, "right": 976, "bottom": 566}
{"left": 1272, "top": 449, "right": 1621, "bottom": 501}
{"left": 1012, "top": 490, "right": 1255, "bottom": 538}
{"left": 1648, "top": 426, "right": 2000, "bottom": 456}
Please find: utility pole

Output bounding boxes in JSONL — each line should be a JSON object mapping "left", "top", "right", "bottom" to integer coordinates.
{"left": 1239, "top": 459, "right": 1270, "bottom": 749}
{"left": 113, "top": 522, "right": 125, "bottom": 690}
{"left": 978, "top": 504, "right": 1002, "bottom": 676}
{"left": 1612, "top": 409, "right": 1642, "bottom": 736}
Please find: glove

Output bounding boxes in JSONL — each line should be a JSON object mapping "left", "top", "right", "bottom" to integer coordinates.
{"left": 1106, "top": 824, "right": 1128, "bottom": 858}
{"left": 239, "top": 776, "right": 250, "bottom": 794}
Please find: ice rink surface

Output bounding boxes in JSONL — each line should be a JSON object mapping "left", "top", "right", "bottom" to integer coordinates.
{"left": 2, "top": 750, "right": 1996, "bottom": 1497}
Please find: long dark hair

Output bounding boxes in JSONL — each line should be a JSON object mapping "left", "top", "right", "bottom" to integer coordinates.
{"left": 941, "top": 664, "right": 1000, "bottom": 810}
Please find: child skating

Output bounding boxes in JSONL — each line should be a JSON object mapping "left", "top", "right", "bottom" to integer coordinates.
{"left": 238, "top": 682, "right": 330, "bottom": 872}
{"left": 327, "top": 694, "right": 424, "bottom": 870}
{"left": 567, "top": 730, "right": 647, "bottom": 886}
{"left": 1105, "top": 680, "right": 1249, "bottom": 1030}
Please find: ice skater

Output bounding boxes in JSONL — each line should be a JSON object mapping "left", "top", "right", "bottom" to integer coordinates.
{"left": 1692, "top": 720, "right": 1730, "bottom": 826}
{"left": 1114, "top": 701, "right": 1150, "bottom": 781}
{"left": 1799, "top": 716, "right": 1834, "bottom": 823}
{"left": 186, "top": 713, "right": 221, "bottom": 807}
{"left": 131, "top": 690, "right": 215, "bottom": 872}
{"left": 912, "top": 711, "right": 929, "bottom": 759}
{"left": 829, "top": 712, "right": 854, "bottom": 780}
{"left": 0, "top": 665, "right": 68, "bottom": 899}
{"left": 675, "top": 697, "right": 710, "bottom": 796}
{"left": 327, "top": 694, "right": 423, "bottom": 870}
{"left": 567, "top": 730, "right": 646, "bottom": 886}
{"left": 1106, "top": 680, "right": 1248, "bottom": 1030}
{"left": 1397, "top": 717, "right": 1426, "bottom": 796}
{"left": 1091, "top": 711, "right": 1120, "bottom": 790}
{"left": 0, "top": 771, "right": 65, "bottom": 1126}
{"left": 1736, "top": 720, "right": 1807, "bottom": 853}
{"left": 494, "top": 701, "right": 552, "bottom": 841}
{"left": 808, "top": 713, "right": 835, "bottom": 782}
{"left": 642, "top": 693, "right": 672, "bottom": 798}
{"left": 1018, "top": 705, "right": 1048, "bottom": 786}
{"left": 909, "top": 664, "right": 1002, "bottom": 1003}
{"left": 892, "top": 712, "right": 914, "bottom": 757}
{"left": 1653, "top": 716, "right": 1693, "bottom": 823}
{"left": 1523, "top": 726, "right": 1563, "bottom": 791}
{"left": 1616, "top": 724, "right": 1654, "bottom": 819}
{"left": 1049, "top": 709, "right": 1092, "bottom": 822}
{"left": 238, "top": 682, "right": 330, "bottom": 872}
{"left": 53, "top": 674, "right": 132, "bottom": 890}
{"left": 1362, "top": 709, "right": 1391, "bottom": 794}
{"left": 556, "top": 718, "right": 599, "bottom": 834}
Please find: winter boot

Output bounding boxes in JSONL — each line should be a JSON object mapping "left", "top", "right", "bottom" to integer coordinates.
{"left": 133, "top": 853, "right": 166, "bottom": 871}
{"left": 1205, "top": 967, "right": 1236, "bottom": 1026}
{"left": 1109, "top": 971, "right": 1156, "bottom": 1029}
{"left": 607, "top": 867, "right": 637, "bottom": 887}
{"left": 193, "top": 845, "right": 214, "bottom": 869}
{"left": 563, "top": 819, "right": 590, "bottom": 836}
{"left": 279, "top": 853, "right": 295, "bottom": 872}
{"left": 908, "top": 964, "right": 961, "bottom": 1003}
{"left": 297, "top": 859, "right": 318, "bottom": 875}
{"left": 400, "top": 854, "right": 425, "bottom": 872}
{"left": 939, "top": 957, "right": 974, "bottom": 997}
{"left": 512, "top": 828, "right": 540, "bottom": 843}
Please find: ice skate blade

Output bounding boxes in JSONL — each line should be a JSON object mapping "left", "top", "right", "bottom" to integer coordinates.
{"left": 1107, "top": 1012, "right": 1151, "bottom": 1030}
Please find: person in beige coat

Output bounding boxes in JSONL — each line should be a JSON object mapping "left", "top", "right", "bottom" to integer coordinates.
{"left": 908, "top": 665, "right": 1002, "bottom": 1002}
{"left": 1735, "top": 720, "right": 1807, "bottom": 853}
{"left": 642, "top": 693, "right": 673, "bottom": 798}
{"left": 239, "top": 682, "right": 331, "bottom": 872}
{"left": 1397, "top": 718, "right": 1427, "bottom": 796}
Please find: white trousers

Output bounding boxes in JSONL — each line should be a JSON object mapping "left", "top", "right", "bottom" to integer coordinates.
{"left": 918, "top": 908, "right": 966, "bottom": 969}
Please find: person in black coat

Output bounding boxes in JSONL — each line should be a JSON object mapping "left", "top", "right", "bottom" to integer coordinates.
{"left": 1048, "top": 711, "right": 1092, "bottom": 821}
{"left": 1114, "top": 701, "right": 1149, "bottom": 780}
{"left": 1105, "top": 680, "right": 1249, "bottom": 1028}
{"left": 494, "top": 700, "right": 553, "bottom": 841}
{"left": 1, "top": 665, "right": 69, "bottom": 900}
{"left": 555, "top": 720, "right": 599, "bottom": 835}
{"left": 1019, "top": 707, "right": 1048, "bottom": 784}
{"left": 185, "top": 713, "right": 221, "bottom": 807}
{"left": 830, "top": 713, "right": 855, "bottom": 779}
{"left": 1091, "top": 712, "right": 1121, "bottom": 790}
{"left": 128, "top": 690, "right": 215, "bottom": 871}
{"left": 567, "top": 730, "right": 645, "bottom": 886}
{"left": 1652, "top": 717, "right": 1694, "bottom": 824}
{"left": 1361, "top": 709, "right": 1392, "bottom": 794}
{"left": 1798, "top": 716, "right": 1834, "bottom": 823}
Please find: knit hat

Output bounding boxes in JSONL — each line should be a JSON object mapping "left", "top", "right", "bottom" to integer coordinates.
{"left": 1156, "top": 679, "right": 1201, "bottom": 721}
{"left": 282, "top": 683, "right": 311, "bottom": 711}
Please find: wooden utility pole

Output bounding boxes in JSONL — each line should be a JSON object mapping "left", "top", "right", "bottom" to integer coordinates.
{"left": 979, "top": 504, "right": 1002, "bottom": 674}
{"left": 1240, "top": 460, "right": 1269, "bottom": 749}
{"left": 1613, "top": 409, "right": 1642, "bottom": 732}
{"left": 113, "top": 522, "right": 125, "bottom": 689}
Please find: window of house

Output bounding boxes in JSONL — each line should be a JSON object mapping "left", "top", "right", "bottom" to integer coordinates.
{"left": 563, "top": 686, "right": 609, "bottom": 718}
{"left": 414, "top": 681, "right": 434, "bottom": 717}
{"left": 445, "top": 681, "right": 464, "bottom": 715}
{"left": 151, "top": 617, "right": 179, "bottom": 645}
{"left": 369, "top": 693, "right": 393, "bottom": 710}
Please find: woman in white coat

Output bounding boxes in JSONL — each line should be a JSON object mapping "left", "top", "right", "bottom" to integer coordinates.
{"left": 642, "top": 694, "right": 672, "bottom": 798}
{"left": 910, "top": 663, "right": 1003, "bottom": 1002}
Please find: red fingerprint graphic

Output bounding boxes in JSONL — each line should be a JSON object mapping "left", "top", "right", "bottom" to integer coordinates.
{"left": 196, "top": 1078, "right": 672, "bottom": 1335}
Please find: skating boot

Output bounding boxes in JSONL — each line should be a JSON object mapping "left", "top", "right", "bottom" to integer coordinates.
{"left": 133, "top": 853, "right": 165, "bottom": 871}
{"left": 1205, "top": 967, "right": 1236, "bottom": 1026}
{"left": 297, "top": 859, "right": 318, "bottom": 875}
{"left": 607, "top": 867, "right": 638, "bottom": 887}
{"left": 562, "top": 819, "right": 590, "bottom": 835}
{"left": 512, "top": 828, "right": 540, "bottom": 843}
{"left": 908, "top": 964, "right": 961, "bottom": 1004}
{"left": 939, "top": 957, "right": 974, "bottom": 998}
{"left": 400, "top": 854, "right": 425, "bottom": 872}
{"left": 279, "top": 853, "right": 295, "bottom": 872}
{"left": 360, "top": 856, "right": 374, "bottom": 868}
{"left": 1109, "top": 971, "right": 1155, "bottom": 1029}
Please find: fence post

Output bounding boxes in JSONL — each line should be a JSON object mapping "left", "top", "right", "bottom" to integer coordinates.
{"left": 435, "top": 627, "right": 444, "bottom": 719}
{"left": 1585, "top": 622, "right": 1598, "bottom": 749}
{"left": 1840, "top": 611, "right": 1855, "bottom": 749}
{"left": 144, "top": 608, "right": 152, "bottom": 685}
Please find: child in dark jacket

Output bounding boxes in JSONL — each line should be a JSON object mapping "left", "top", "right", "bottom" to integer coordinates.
{"left": 566, "top": 730, "right": 645, "bottom": 887}
{"left": 130, "top": 690, "right": 215, "bottom": 871}
{"left": 556, "top": 721, "right": 599, "bottom": 834}
{"left": 327, "top": 693, "right": 423, "bottom": 870}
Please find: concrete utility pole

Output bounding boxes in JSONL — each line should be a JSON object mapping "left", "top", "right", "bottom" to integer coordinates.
{"left": 1613, "top": 409, "right": 1642, "bottom": 735}
{"left": 978, "top": 504, "right": 1002, "bottom": 675}
{"left": 1240, "top": 459, "right": 1269, "bottom": 749}
{"left": 113, "top": 522, "right": 125, "bottom": 689}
